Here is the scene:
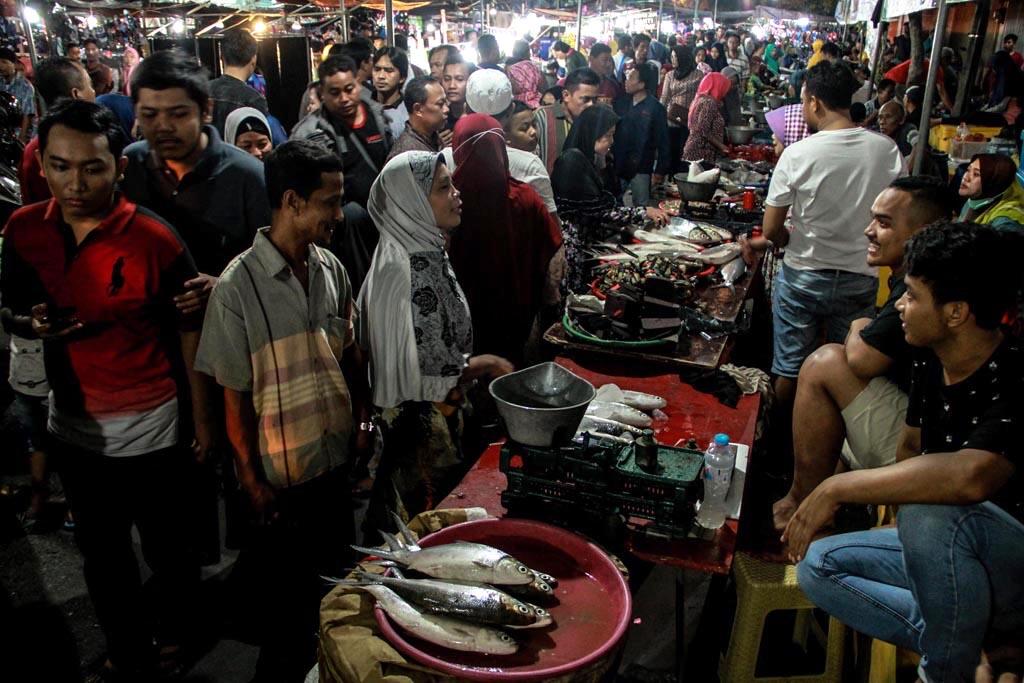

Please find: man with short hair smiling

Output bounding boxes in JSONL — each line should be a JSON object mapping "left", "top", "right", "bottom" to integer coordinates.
{"left": 196, "top": 139, "right": 366, "bottom": 680}
{"left": 122, "top": 50, "right": 271, "bottom": 312}
{"left": 772, "top": 177, "right": 951, "bottom": 532}
{"left": 388, "top": 74, "right": 449, "bottom": 159}
{"left": 292, "top": 55, "right": 393, "bottom": 209}
{"left": 790, "top": 222, "right": 1024, "bottom": 683}
{"left": 534, "top": 66, "right": 600, "bottom": 173}
{"left": 0, "top": 100, "right": 209, "bottom": 680}
{"left": 209, "top": 28, "right": 269, "bottom": 138}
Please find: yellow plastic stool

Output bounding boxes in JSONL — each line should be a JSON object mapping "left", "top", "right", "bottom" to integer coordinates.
{"left": 719, "top": 552, "right": 846, "bottom": 683}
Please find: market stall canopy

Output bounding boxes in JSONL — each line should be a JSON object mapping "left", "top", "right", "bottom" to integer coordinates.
{"left": 313, "top": 0, "right": 434, "bottom": 8}
{"left": 881, "top": 0, "right": 971, "bottom": 21}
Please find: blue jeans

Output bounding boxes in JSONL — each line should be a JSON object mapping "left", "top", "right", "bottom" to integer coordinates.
{"left": 798, "top": 503, "right": 1024, "bottom": 682}
{"left": 771, "top": 263, "right": 877, "bottom": 377}
{"left": 628, "top": 173, "right": 652, "bottom": 208}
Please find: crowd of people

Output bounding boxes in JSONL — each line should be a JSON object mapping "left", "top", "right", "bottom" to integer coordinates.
{"left": 0, "top": 17, "right": 1022, "bottom": 683}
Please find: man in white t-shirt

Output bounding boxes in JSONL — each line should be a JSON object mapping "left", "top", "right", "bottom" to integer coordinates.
{"left": 746, "top": 61, "right": 904, "bottom": 410}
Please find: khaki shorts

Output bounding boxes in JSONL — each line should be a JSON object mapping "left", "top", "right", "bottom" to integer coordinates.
{"left": 839, "top": 376, "right": 909, "bottom": 470}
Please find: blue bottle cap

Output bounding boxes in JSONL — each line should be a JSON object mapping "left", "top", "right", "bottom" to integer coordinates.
{"left": 714, "top": 433, "right": 730, "bottom": 446}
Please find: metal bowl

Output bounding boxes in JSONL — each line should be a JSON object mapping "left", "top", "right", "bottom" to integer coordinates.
{"left": 767, "top": 93, "right": 786, "bottom": 110}
{"left": 489, "top": 362, "right": 596, "bottom": 447}
{"left": 673, "top": 173, "right": 718, "bottom": 202}
{"left": 726, "top": 126, "right": 759, "bottom": 145}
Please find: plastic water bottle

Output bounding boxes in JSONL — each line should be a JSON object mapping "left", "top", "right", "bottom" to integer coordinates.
{"left": 696, "top": 433, "right": 735, "bottom": 530}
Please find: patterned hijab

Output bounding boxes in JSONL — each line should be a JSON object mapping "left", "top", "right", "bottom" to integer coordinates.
{"left": 506, "top": 60, "right": 544, "bottom": 109}
{"left": 359, "top": 151, "right": 473, "bottom": 408}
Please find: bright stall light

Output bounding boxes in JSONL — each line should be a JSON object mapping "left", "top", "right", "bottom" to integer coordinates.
{"left": 425, "top": 22, "right": 436, "bottom": 33}
{"left": 252, "top": 19, "right": 267, "bottom": 34}
{"left": 23, "top": 6, "right": 42, "bottom": 25}
{"left": 795, "top": 17, "right": 810, "bottom": 27}
{"left": 660, "top": 20, "right": 674, "bottom": 36}
{"left": 489, "top": 7, "right": 497, "bottom": 16}
{"left": 214, "top": 20, "right": 225, "bottom": 29}
{"left": 85, "top": 14, "right": 99, "bottom": 28}
{"left": 171, "top": 18, "right": 185, "bottom": 34}
{"left": 751, "top": 24, "right": 766, "bottom": 41}
{"left": 291, "top": 20, "right": 302, "bottom": 31}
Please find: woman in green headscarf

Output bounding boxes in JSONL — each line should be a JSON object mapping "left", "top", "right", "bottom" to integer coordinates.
{"left": 764, "top": 36, "right": 780, "bottom": 75}
{"left": 958, "top": 153, "right": 1024, "bottom": 233}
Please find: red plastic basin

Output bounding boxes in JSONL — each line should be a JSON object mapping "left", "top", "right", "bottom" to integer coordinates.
{"left": 373, "top": 517, "right": 632, "bottom": 681}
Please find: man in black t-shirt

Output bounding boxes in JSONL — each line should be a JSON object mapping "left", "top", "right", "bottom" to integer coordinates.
{"left": 789, "top": 222, "right": 1024, "bottom": 683}
{"left": 774, "top": 177, "right": 951, "bottom": 532}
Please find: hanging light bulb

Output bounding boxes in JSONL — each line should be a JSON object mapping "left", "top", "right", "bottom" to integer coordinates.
{"left": 85, "top": 14, "right": 99, "bottom": 29}
{"left": 291, "top": 20, "right": 302, "bottom": 31}
{"left": 171, "top": 18, "right": 185, "bottom": 34}
{"left": 489, "top": 7, "right": 498, "bottom": 16}
{"left": 23, "top": 6, "right": 41, "bottom": 25}
{"left": 214, "top": 20, "right": 225, "bottom": 29}
{"left": 252, "top": 19, "right": 267, "bottom": 34}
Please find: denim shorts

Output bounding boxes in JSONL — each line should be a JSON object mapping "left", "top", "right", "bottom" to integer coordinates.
{"left": 6, "top": 392, "right": 49, "bottom": 456}
{"left": 771, "top": 263, "right": 877, "bottom": 378}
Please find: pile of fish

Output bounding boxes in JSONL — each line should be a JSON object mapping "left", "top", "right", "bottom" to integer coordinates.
{"left": 331, "top": 515, "right": 557, "bottom": 656}
{"left": 576, "top": 384, "right": 668, "bottom": 444}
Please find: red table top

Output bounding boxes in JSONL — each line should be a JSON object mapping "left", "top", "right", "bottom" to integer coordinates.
{"left": 439, "top": 356, "right": 763, "bottom": 575}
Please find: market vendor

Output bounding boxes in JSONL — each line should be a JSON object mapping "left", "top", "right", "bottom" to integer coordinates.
{"left": 958, "top": 153, "right": 1024, "bottom": 233}
{"left": 552, "top": 104, "right": 667, "bottom": 293}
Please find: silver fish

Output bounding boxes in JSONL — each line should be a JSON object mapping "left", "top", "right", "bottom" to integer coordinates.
{"left": 449, "top": 573, "right": 556, "bottom": 604}
{"left": 620, "top": 390, "right": 667, "bottom": 412}
{"left": 506, "top": 604, "right": 554, "bottom": 630}
{"left": 351, "top": 540, "right": 536, "bottom": 585}
{"left": 577, "top": 415, "right": 645, "bottom": 438}
{"left": 534, "top": 572, "right": 559, "bottom": 588}
{"left": 586, "top": 400, "right": 653, "bottom": 428}
{"left": 342, "top": 569, "right": 539, "bottom": 626}
{"left": 355, "top": 584, "right": 519, "bottom": 655}
{"left": 715, "top": 257, "right": 746, "bottom": 290}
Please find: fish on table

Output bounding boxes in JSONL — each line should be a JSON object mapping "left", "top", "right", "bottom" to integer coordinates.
{"left": 349, "top": 584, "right": 520, "bottom": 655}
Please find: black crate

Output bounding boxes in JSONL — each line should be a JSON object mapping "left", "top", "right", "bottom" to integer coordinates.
{"left": 499, "top": 439, "right": 705, "bottom": 537}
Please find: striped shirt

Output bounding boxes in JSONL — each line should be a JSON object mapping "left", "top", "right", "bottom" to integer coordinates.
{"left": 196, "top": 229, "right": 355, "bottom": 489}
{"left": 534, "top": 102, "right": 573, "bottom": 174}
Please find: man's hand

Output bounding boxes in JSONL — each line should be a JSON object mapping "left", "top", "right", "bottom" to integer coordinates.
{"left": 781, "top": 482, "right": 840, "bottom": 563}
{"left": 174, "top": 274, "right": 217, "bottom": 315}
{"left": 439, "top": 129, "right": 454, "bottom": 148}
{"left": 465, "top": 354, "right": 514, "bottom": 382}
{"left": 739, "top": 233, "right": 771, "bottom": 265}
{"left": 238, "top": 468, "right": 278, "bottom": 522}
{"left": 30, "top": 303, "right": 83, "bottom": 339}
{"left": 645, "top": 207, "right": 669, "bottom": 226}
{"left": 192, "top": 418, "right": 218, "bottom": 465}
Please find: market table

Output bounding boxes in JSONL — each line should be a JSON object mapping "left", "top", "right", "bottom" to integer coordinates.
{"left": 440, "top": 357, "right": 764, "bottom": 676}
{"left": 441, "top": 356, "right": 761, "bottom": 571}
{"left": 543, "top": 254, "right": 763, "bottom": 371}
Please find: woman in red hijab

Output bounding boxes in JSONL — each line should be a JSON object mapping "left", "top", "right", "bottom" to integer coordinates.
{"left": 449, "top": 114, "right": 563, "bottom": 366}
{"left": 682, "top": 72, "right": 731, "bottom": 162}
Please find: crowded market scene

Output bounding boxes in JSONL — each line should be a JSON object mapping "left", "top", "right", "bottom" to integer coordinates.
{"left": 0, "top": 0, "right": 1022, "bottom": 680}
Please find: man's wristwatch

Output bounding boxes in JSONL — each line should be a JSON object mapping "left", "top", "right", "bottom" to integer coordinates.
{"left": 359, "top": 421, "right": 375, "bottom": 433}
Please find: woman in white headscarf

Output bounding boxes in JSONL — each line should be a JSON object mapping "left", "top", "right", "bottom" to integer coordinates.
{"left": 358, "top": 151, "right": 513, "bottom": 533}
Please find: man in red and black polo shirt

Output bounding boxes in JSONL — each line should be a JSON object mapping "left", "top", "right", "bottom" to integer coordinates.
{"left": 0, "top": 100, "right": 211, "bottom": 679}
